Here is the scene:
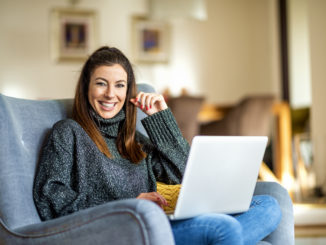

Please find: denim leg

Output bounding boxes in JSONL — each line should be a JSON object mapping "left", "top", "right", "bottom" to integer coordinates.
{"left": 233, "top": 195, "right": 282, "bottom": 245}
{"left": 170, "top": 214, "right": 244, "bottom": 245}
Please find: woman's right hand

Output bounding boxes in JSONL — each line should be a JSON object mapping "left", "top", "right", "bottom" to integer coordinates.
{"left": 130, "top": 92, "right": 168, "bottom": 116}
{"left": 137, "top": 192, "right": 168, "bottom": 209}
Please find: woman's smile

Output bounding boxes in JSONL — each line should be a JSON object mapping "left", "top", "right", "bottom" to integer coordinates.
{"left": 99, "top": 101, "right": 117, "bottom": 110}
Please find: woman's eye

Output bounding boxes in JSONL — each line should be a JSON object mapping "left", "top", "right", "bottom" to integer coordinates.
{"left": 96, "top": 82, "right": 106, "bottom": 86}
{"left": 116, "top": 83, "right": 125, "bottom": 88}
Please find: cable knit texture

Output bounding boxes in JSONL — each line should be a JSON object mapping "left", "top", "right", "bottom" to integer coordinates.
{"left": 157, "top": 182, "right": 181, "bottom": 212}
{"left": 33, "top": 108, "right": 189, "bottom": 221}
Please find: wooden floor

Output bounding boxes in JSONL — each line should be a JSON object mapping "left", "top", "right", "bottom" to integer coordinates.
{"left": 295, "top": 225, "right": 326, "bottom": 245}
{"left": 295, "top": 225, "right": 326, "bottom": 237}
{"left": 295, "top": 237, "right": 326, "bottom": 245}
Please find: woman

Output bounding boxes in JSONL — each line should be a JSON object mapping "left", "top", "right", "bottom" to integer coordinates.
{"left": 33, "top": 46, "right": 281, "bottom": 245}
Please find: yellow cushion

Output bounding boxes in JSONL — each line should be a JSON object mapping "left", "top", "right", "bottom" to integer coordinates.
{"left": 157, "top": 182, "right": 181, "bottom": 212}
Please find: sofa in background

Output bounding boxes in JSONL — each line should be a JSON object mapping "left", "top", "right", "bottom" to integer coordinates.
{"left": 167, "top": 95, "right": 204, "bottom": 143}
{"left": 0, "top": 84, "right": 294, "bottom": 244}
{"left": 200, "top": 95, "right": 275, "bottom": 137}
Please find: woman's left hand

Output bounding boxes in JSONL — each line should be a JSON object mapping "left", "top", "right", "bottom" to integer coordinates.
{"left": 130, "top": 92, "right": 168, "bottom": 116}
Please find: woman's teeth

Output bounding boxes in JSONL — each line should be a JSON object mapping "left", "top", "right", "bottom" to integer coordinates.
{"left": 100, "top": 102, "right": 115, "bottom": 108}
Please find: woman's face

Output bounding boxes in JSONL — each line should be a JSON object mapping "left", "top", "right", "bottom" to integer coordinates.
{"left": 88, "top": 64, "right": 128, "bottom": 119}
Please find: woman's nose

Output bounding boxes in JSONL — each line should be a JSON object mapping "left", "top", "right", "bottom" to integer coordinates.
{"left": 105, "top": 87, "right": 114, "bottom": 98}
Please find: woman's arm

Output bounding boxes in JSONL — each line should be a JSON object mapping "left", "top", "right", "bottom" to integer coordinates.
{"left": 33, "top": 120, "right": 86, "bottom": 220}
{"left": 131, "top": 92, "right": 190, "bottom": 185}
{"left": 141, "top": 109, "right": 190, "bottom": 184}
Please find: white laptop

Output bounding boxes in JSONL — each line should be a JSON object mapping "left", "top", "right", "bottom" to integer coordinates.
{"left": 166, "top": 136, "right": 268, "bottom": 220}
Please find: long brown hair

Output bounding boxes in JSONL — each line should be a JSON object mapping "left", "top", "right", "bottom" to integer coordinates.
{"left": 73, "top": 46, "right": 146, "bottom": 163}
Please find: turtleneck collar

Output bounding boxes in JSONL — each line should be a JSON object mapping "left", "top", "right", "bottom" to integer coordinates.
{"left": 90, "top": 109, "right": 126, "bottom": 138}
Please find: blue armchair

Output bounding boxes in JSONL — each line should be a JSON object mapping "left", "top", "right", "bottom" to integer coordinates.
{"left": 0, "top": 84, "right": 294, "bottom": 244}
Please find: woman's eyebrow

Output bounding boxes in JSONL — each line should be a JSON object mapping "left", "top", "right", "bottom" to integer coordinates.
{"left": 95, "top": 77, "right": 108, "bottom": 82}
{"left": 94, "top": 77, "right": 127, "bottom": 83}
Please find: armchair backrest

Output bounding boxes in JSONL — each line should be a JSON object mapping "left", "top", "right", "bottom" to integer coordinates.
{"left": 0, "top": 83, "right": 154, "bottom": 229}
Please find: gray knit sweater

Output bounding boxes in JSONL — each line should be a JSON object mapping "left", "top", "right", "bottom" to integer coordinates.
{"left": 33, "top": 108, "right": 190, "bottom": 221}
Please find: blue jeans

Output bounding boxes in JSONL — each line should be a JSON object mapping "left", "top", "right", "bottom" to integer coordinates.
{"left": 170, "top": 195, "right": 282, "bottom": 245}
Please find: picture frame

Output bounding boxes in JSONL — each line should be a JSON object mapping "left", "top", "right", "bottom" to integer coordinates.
{"left": 132, "top": 17, "right": 170, "bottom": 63}
{"left": 51, "top": 8, "right": 97, "bottom": 62}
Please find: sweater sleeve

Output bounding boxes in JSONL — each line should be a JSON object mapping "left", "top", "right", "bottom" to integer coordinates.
{"left": 33, "top": 120, "right": 86, "bottom": 221}
{"left": 140, "top": 108, "right": 190, "bottom": 185}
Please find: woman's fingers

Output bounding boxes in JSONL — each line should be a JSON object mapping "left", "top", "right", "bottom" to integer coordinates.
{"left": 142, "top": 93, "right": 153, "bottom": 110}
{"left": 150, "top": 94, "right": 165, "bottom": 109}
{"left": 140, "top": 92, "right": 153, "bottom": 111}
{"left": 129, "top": 97, "right": 138, "bottom": 105}
{"left": 137, "top": 192, "right": 168, "bottom": 208}
{"left": 138, "top": 92, "right": 146, "bottom": 110}
{"left": 154, "top": 192, "right": 168, "bottom": 206}
{"left": 131, "top": 92, "right": 168, "bottom": 115}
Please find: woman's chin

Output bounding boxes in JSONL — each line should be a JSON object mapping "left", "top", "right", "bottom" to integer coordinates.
{"left": 100, "top": 112, "right": 114, "bottom": 119}
{"left": 98, "top": 109, "right": 119, "bottom": 119}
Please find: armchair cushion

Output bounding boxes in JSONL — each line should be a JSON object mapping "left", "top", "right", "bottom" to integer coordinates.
{"left": 1, "top": 199, "right": 174, "bottom": 245}
{"left": 254, "top": 181, "right": 294, "bottom": 245}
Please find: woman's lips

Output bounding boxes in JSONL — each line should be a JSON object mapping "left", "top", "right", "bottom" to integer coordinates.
{"left": 99, "top": 101, "right": 116, "bottom": 111}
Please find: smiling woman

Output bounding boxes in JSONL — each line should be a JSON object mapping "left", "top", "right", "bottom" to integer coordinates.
{"left": 33, "top": 46, "right": 187, "bottom": 220}
{"left": 72, "top": 46, "right": 146, "bottom": 162}
{"left": 88, "top": 65, "right": 128, "bottom": 119}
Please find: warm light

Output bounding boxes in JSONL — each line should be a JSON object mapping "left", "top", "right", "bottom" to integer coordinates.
{"left": 136, "top": 51, "right": 200, "bottom": 97}
{"left": 294, "top": 203, "right": 326, "bottom": 225}
{"left": 282, "top": 172, "right": 295, "bottom": 193}
{"left": 0, "top": 83, "right": 26, "bottom": 98}
{"left": 259, "top": 162, "right": 280, "bottom": 183}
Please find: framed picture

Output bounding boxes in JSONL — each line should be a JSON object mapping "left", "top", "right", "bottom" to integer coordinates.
{"left": 132, "top": 18, "right": 170, "bottom": 63}
{"left": 51, "top": 8, "right": 97, "bottom": 61}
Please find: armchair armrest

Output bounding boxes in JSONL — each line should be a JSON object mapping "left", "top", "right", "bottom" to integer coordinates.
{"left": 254, "top": 181, "right": 294, "bottom": 245}
{"left": 0, "top": 199, "right": 174, "bottom": 245}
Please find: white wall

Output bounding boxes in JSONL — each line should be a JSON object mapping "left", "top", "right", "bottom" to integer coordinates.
{"left": 0, "top": 0, "right": 148, "bottom": 99}
{"left": 308, "top": 0, "right": 326, "bottom": 192}
{"left": 0, "top": 0, "right": 281, "bottom": 103}
{"left": 288, "top": 0, "right": 312, "bottom": 108}
{"left": 138, "top": 0, "right": 281, "bottom": 104}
